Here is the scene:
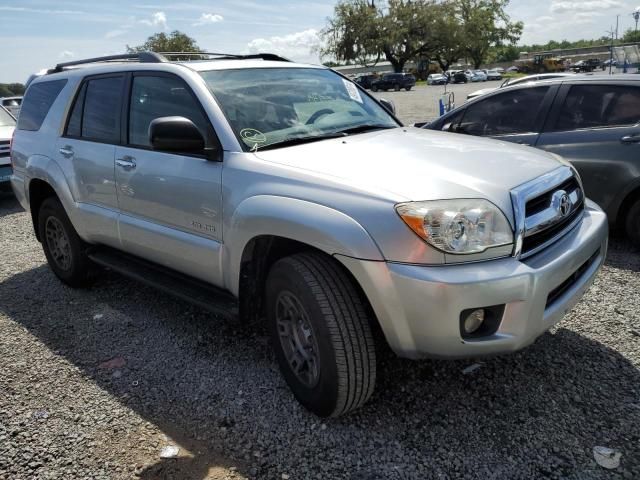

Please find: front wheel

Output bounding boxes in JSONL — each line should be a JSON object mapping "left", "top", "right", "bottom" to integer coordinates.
{"left": 38, "top": 197, "right": 92, "bottom": 287}
{"left": 371, "top": 85, "right": 378, "bottom": 92}
{"left": 405, "top": 86, "right": 412, "bottom": 91}
{"left": 266, "top": 253, "right": 377, "bottom": 417}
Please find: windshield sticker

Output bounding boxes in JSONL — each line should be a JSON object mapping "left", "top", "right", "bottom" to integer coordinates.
{"left": 240, "top": 128, "right": 267, "bottom": 145}
{"left": 342, "top": 79, "right": 363, "bottom": 104}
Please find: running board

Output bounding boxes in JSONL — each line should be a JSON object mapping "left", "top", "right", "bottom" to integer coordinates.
{"left": 88, "top": 247, "right": 239, "bottom": 319}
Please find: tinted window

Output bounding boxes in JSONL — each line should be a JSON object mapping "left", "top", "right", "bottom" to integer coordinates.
{"left": 129, "top": 75, "right": 209, "bottom": 147}
{"left": 555, "top": 84, "right": 640, "bottom": 131}
{"left": 65, "top": 83, "right": 86, "bottom": 137}
{"left": 459, "top": 87, "right": 549, "bottom": 136}
{"left": 82, "top": 76, "right": 123, "bottom": 143}
{"left": 17, "top": 79, "right": 67, "bottom": 131}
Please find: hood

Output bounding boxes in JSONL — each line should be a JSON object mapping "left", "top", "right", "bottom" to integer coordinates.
{"left": 255, "top": 127, "right": 562, "bottom": 217}
{"left": 0, "top": 125, "right": 14, "bottom": 140}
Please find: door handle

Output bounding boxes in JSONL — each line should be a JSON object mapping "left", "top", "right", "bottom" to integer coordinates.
{"left": 621, "top": 135, "right": 640, "bottom": 144}
{"left": 116, "top": 156, "right": 136, "bottom": 170}
{"left": 59, "top": 145, "right": 74, "bottom": 158}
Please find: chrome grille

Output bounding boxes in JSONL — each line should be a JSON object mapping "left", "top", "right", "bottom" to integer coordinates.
{"left": 0, "top": 140, "right": 9, "bottom": 158}
{"left": 511, "top": 167, "right": 585, "bottom": 259}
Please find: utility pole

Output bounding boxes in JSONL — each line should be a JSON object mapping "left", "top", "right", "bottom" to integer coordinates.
{"left": 616, "top": 14, "right": 620, "bottom": 41}
{"left": 607, "top": 27, "right": 615, "bottom": 74}
{"left": 634, "top": 7, "right": 640, "bottom": 35}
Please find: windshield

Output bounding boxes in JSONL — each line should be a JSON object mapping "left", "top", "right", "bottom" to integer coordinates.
{"left": 199, "top": 67, "right": 399, "bottom": 150}
{"left": 0, "top": 107, "right": 15, "bottom": 127}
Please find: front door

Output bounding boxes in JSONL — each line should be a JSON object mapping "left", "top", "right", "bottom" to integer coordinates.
{"left": 114, "top": 72, "right": 224, "bottom": 285}
{"left": 536, "top": 83, "right": 640, "bottom": 217}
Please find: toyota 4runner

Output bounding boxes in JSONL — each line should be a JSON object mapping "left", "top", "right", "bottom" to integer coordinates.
{"left": 10, "top": 52, "right": 608, "bottom": 417}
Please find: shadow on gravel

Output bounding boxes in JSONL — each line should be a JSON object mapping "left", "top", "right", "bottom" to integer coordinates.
{"left": 606, "top": 235, "right": 640, "bottom": 273}
{"left": 1, "top": 261, "right": 639, "bottom": 479}
{"left": 0, "top": 193, "right": 22, "bottom": 217}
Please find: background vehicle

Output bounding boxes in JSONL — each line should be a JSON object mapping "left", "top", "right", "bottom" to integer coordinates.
{"left": 470, "top": 70, "right": 487, "bottom": 82}
{"left": 507, "top": 66, "right": 520, "bottom": 72}
{"left": 467, "top": 72, "right": 576, "bottom": 101}
{"left": 371, "top": 73, "right": 416, "bottom": 91}
{"left": 11, "top": 52, "right": 607, "bottom": 418}
{"left": 486, "top": 69, "right": 503, "bottom": 81}
{"left": 517, "top": 54, "right": 565, "bottom": 74}
{"left": 1, "top": 96, "right": 22, "bottom": 118}
{"left": 571, "top": 59, "right": 603, "bottom": 73}
{"left": 451, "top": 71, "right": 469, "bottom": 83}
{"left": 425, "top": 76, "right": 640, "bottom": 243}
{"left": 354, "top": 74, "right": 377, "bottom": 90}
{"left": 0, "top": 106, "right": 16, "bottom": 192}
{"left": 427, "top": 73, "right": 448, "bottom": 85}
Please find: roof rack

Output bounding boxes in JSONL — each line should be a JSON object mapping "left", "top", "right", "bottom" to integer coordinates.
{"left": 50, "top": 52, "right": 165, "bottom": 73}
{"left": 49, "top": 51, "right": 291, "bottom": 74}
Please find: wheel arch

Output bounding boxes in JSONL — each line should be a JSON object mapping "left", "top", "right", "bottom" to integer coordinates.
{"left": 613, "top": 180, "right": 640, "bottom": 231}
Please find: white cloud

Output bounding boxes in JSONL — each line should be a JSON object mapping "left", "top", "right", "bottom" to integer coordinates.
{"left": 550, "top": 0, "right": 622, "bottom": 14}
{"left": 193, "top": 13, "right": 224, "bottom": 26}
{"left": 139, "top": 11, "right": 167, "bottom": 29}
{"left": 59, "top": 50, "right": 75, "bottom": 59}
{"left": 246, "top": 29, "right": 321, "bottom": 63}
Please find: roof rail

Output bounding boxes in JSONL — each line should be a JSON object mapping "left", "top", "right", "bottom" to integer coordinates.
{"left": 158, "top": 52, "right": 291, "bottom": 62}
{"left": 47, "top": 51, "right": 291, "bottom": 75}
{"left": 50, "top": 52, "right": 165, "bottom": 73}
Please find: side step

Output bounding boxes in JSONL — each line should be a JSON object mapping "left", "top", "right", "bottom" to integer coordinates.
{"left": 88, "top": 247, "right": 239, "bottom": 319}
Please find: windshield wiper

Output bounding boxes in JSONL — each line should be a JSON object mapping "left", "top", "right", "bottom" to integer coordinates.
{"left": 258, "top": 132, "right": 348, "bottom": 151}
{"left": 332, "top": 124, "right": 397, "bottom": 135}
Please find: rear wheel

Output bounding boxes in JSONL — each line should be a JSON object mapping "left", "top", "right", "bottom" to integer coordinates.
{"left": 372, "top": 85, "right": 378, "bottom": 92}
{"left": 394, "top": 84, "right": 400, "bottom": 91}
{"left": 405, "top": 86, "right": 412, "bottom": 91}
{"left": 38, "top": 197, "right": 91, "bottom": 287}
{"left": 266, "top": 253, "right": 377, "bottom": 417}
{"left": 625, "top": 198, "right": 640, "bottom": 245}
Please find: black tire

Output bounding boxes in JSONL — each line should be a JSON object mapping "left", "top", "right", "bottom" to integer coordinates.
{"left": 625, "top": 198, "right": 640, "bottom": 245}
{"left": 394, "top": 84, "right": 400, "bottom": 91}
{"left": 405, "top": 86, "right": 412, "bottom": 91}
{"left": 266, "top": 253, "right": 376, "bottom": 417}
{"left": 38, "top": 197, "right": 92, "bottom": 287}
{"left": 371, "top": 85, "right": 378, "bottom": 92}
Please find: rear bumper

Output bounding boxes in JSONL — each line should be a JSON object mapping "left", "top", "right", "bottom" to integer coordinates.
{"left": 338, "top": 200, "right": 608, "bottom": 359}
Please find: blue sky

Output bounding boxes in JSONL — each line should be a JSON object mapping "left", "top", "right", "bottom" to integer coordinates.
{"left": 1, "top": 0, "right": 639, "bottom": 83}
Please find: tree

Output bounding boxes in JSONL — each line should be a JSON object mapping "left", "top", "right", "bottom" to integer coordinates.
{"left": 457, "top": 0, "right": 523, "bottom": 68}
{"left": 622, "top": 28, "right": 640, "bottom": 43}
{"left": 127, "top": 31, "right": 203, "bottom": 60}
{"left": 321, "top": 0, "right": 440, "bottom": 73}
{"left": 431, "top": 2, "right": 466, "bottom": 72}
{"left": 0, "top": 83, "right": 25, "bottom": 97}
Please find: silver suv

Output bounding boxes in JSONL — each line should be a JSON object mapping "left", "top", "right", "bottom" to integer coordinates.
{"left": 11, "top": 52, "right": 608, "bottom": 417}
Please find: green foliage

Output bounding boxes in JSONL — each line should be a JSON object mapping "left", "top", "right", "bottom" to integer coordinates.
{"left": 622, "top": 28, "right": 640, "bottom": 43}
{"left": 0, "top": 83, "right": 25, "bottom": 97}
{"left": 321, "top": 0, "right": 440, "bottom": 73}
{"left": 127, "top": 31, "right": 203, "bottom": 60}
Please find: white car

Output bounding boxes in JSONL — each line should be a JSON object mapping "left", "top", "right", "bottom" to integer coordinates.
{"left": 0, "top": 96, "right": 22, "bottom": 118}
{"left": 486, "top": 69, "right": 502, "bottom": 81}
{"left": 427, "top": 73, "right": 448, "bottom": 85}
{"left": 470, "top": 71, "right": 487, "bottom": 82}
{"left": 0, "top": 106, "right": 16, "bottom": 192}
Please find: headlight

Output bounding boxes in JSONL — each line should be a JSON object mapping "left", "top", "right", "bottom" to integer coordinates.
{"left": 396, "top": 199, "right": 513, "bottom": 255}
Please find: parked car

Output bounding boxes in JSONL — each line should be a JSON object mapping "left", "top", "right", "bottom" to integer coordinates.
{"left": 603, "top": 59, "right": 618, "bottom": 68}
{"left": 470, "top": 70, "right": 487, "bottom": 82}
{"left": 495, "top": 67, "right": 506, "bottom": 74}
{"left": 571, "top": 59, "right": 603, "bottom": 73}
{"left": 427, "top": 73, "right": 448, "bottom": 85}
{"left": 451, "top": 71, "right": 469, "bottom": 83}
{"left": 425, "top": 75, "right": 640, "bottom": 243}
{"left": 0, "top": 106, "right": 16, "bottom": 192}
{"left": 486, "top": 69, "right": 503, "bottom": 81}
{"left": 1, "top": 96, "right": 22, "bottom": 118}
{"left": 12, "top": 52, "right": 607, "bottom": 417}
{"left": 467, "top": 72, "right": 576, "bottom": 101}
{"left": 507, "top": 66, "right": 520, "bottom": 72}
{"left": 354, "top": 74, "right": 377, "bottom": 90}
{"left": 371, "top": 73, "right": 416, "bottom": 91}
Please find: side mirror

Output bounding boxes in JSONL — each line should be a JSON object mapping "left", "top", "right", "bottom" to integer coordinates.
{"left": 149, "top": 116, "right": 205, "bottom": 154}
{"left": 379, "top": 98, "right": 396, "bottom": 115}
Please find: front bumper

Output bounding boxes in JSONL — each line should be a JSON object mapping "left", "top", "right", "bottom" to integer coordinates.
{"left": 338, "top": 200, "right": 608, "bottom": 359}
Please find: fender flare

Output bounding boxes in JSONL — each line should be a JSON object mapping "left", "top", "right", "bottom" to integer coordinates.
{"left": 223, "top": 195, "right": 384, "bottom": 295}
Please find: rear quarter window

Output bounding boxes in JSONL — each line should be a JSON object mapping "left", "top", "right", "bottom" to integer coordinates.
{"left": 17, "top": 79, "right": 67, "bottom": 131}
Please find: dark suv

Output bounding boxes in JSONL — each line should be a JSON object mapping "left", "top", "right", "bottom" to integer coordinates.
{"left": 371, "top": 73, "right": 416, "bottom": 92}
{"left": 425, "top": 76, "right": 640, "bottom": 243}
{"left": 354, "top": 74, "right": 377, "bottom": 90}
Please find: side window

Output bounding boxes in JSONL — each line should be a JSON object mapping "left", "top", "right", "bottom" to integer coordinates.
{"left": 65, "top": 83, "right": 87, "bottom": 137}
{"left": 555, "top": 85, "right": 640, "bottom": 131}
{"left": 459, "top": 87, "right": 549, "bottom": 136}
{"left": 17, "top": 79, "right": 67, "bottom": 131}
{"left": 128, "top": 75, "right": 209, "bottom": 148}
{"left": 82, "top": 76, "right": 124, "bottom": 143}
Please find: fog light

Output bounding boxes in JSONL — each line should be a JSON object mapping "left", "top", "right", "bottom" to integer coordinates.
{"left": 463, "top": 309, "right": 485, "bottom": 334}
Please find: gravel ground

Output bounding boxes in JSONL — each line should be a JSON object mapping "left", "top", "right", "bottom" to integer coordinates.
{"left": 1, "top": 87, "right": 639, "bottom": 479}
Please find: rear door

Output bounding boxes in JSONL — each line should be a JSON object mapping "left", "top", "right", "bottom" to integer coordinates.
{"left": 448, "top": 85, "right": 557, "bottom": 146}
{"left": 536, "top": 82, "right": 640, "bottom": 218}
{"left": 56, "top": 74, "right": 124, "bottom": 246}
{"left": 114, "top": 71, "right": 224, "bottom": 285}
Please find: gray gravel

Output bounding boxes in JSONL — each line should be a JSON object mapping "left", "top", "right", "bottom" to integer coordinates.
{"left": 1, "top": 87, "right": 639, "bottom": 479}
